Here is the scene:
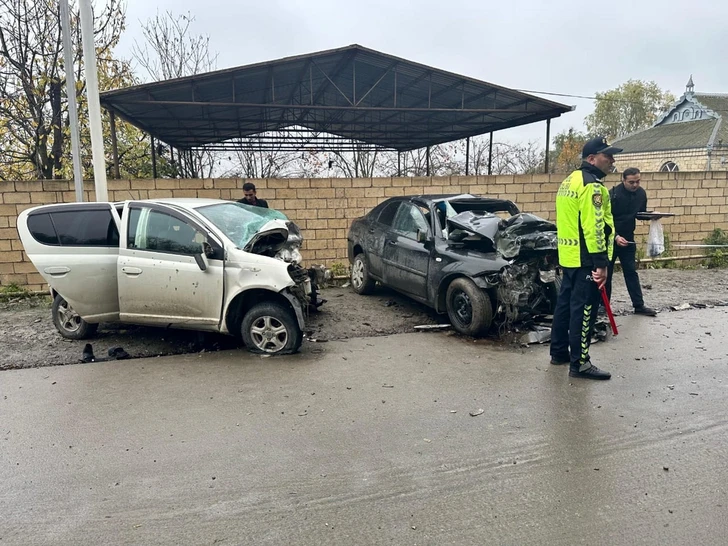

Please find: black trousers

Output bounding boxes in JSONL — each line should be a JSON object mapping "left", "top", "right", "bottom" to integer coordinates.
{"left": 550, "top": 267, "right": 601, "bottom": 369}
{"left": 606, "top": 243, "right": 644, "bottom": 308}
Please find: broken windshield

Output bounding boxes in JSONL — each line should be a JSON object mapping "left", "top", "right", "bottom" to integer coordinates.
{"left": 196, "top": 202, "right": 289, "bottom": 248}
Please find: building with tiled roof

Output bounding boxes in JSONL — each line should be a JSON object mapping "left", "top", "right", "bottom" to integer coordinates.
{"left": 614, "top": 77, "right": 728, "bottom": 172}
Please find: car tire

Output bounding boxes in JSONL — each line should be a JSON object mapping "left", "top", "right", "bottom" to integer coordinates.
{"left": 241, "top": 301, "right": 303, "bottom": 355}
{"left": 51, "top": 294, "right": 98, "bottom": 340}
{"left": 445, "top": 278, "right": 493, "bottom": 337}
{"left": 350, "top": 253, "right": 376, "bottom": 295}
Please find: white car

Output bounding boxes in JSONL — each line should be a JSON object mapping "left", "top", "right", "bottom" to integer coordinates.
{"left": 17, "top": 199, "right": 322, "bottom": 354}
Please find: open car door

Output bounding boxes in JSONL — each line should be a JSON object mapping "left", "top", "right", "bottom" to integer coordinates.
{"left": 17, "top": 203, "right": 121, "bottom": 322}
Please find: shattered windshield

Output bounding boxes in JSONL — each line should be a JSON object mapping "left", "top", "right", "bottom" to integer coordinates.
{"left": 196, "top": 202, "right": 289, "bottom": 248}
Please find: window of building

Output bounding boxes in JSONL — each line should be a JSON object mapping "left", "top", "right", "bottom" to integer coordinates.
{"left": 660, "top": 161, "right": 679, "bottom": 172}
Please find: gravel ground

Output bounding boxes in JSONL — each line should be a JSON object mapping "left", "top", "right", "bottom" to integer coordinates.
{"left": 1, "top": 268, "right": 726, "bottom": 370}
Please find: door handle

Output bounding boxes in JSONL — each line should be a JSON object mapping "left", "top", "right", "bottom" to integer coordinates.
{"left": 44, "top": 266, "right": 70, "bottom": 277}
{"left": 387, "top": 240, "right": 397, "bottom": 246}
{"left": 121, "top": 266, "right": 143, "bottom": 276}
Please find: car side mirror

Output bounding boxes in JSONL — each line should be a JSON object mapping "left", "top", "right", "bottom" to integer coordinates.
{"left": 202, "top": 241, "right": 214, "bottom": 258}
{"left": 416, "top": 229, "right": 428, "bottom": 243}
{"left": 194, "top": 252, "right": 208, "bottom": 271}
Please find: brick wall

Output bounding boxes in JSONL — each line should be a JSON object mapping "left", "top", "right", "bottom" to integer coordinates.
{"left": 1, "top": 172, "right": 727, "bottom": 292}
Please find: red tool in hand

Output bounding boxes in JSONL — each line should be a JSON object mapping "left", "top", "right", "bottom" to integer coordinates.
{"left": 600, "top": 286, "right": 618, "bottom": 336}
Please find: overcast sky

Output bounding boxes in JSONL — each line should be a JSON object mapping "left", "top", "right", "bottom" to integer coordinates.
{"left": 115, "top": 0, "right": 728, "bottom": 147}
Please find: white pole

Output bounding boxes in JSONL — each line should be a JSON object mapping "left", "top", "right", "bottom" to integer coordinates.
{"left": 59, "top": 0, "right": 83, "bottom": 202}
{"left": 78, "top": 0, "right": 108, "bottom": 201}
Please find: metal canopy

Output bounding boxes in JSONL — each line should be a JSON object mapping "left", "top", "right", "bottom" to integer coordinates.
{"left": 99, "top": 44, "right": 573, "bottom": 153}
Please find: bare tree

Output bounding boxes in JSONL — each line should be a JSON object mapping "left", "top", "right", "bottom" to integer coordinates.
{"left": 217, "top": 136, "right": 302, "bottom": 178}
{"left": 329, "top": 142, "right": 380, "bottom": 178}
{"left": 131, "top": 10, "right": 217, "bottom": 82}
{"left": 0, "top": 0, "right": 125, "bottom": 179}
{"left": 132, "top": 10, "right": 218, "bottom": 178}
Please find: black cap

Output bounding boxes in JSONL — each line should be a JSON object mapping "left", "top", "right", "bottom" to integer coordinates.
{"left": 582, "top": 136, "right": 623, "bottom": 158}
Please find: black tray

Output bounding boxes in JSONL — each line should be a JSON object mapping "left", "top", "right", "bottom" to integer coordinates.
{"left": 636, "top": 212, "right": 676, "bottom": 221}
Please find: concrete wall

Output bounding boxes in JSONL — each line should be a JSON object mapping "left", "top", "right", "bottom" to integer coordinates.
{"left": 1, "top": 172, "right": 727, "bottom": 292}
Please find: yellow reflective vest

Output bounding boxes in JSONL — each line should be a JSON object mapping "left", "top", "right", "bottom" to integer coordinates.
{"left": 555, "top": 167, "right": 614, "bottom": 269}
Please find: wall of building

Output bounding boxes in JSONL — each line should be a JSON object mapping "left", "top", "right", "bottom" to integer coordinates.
{"left": 1, "top": 172, "right": 727, "bottom": 292}
{"left": 615, "top": 148, "right": 722, "bottom": 173}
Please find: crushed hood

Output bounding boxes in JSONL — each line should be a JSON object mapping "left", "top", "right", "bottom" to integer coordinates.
{"left": 446, "top": 211, "right": 557, "bottom": 259}
{"left": 447, "top": 211, "right": 501, "bottom": 242}
{"left": 496, "top": 213, "right": 557, "bottom": 259}
{"left": 243, "top": 219, "right": 289, "bottom": 254}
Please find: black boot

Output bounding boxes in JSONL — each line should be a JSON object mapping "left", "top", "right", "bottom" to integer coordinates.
{"left": 569, "top": 362, "right": 611, "bottom": 380}
{"left": 634, "top": 305, "right": 656, "bottom": 316}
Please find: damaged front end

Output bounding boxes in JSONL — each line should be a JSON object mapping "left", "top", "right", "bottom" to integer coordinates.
{"left": 494, "top": 213, "right": 560, "bottom": 324}
{"left": 245, "top": 220, "right": 328, "bottom": 313}
{"left": 445, "top": 208, "right": 560, "bottom": 325}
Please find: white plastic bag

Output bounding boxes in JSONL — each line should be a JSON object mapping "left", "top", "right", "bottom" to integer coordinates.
{"left": 647, "top": 219, "right": 665, "bottom": 257}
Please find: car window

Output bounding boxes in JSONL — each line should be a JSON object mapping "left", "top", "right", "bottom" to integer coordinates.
{"left": 27, "top": 209, "right": 119, "bottom": 247}
{"left": 52, "top": 210, "right": 119, "bottom": 246}
{"left": 392, "top": 203, "right": 429, "bottom": 240}
{"left": 128, "top": 207, "right": 205, "bottom": 255}
{"left": 27, "top": 213, "right": 59, "bottom": 245}
{"left": 376, "top": 201, "right": 400, "bottom": 227}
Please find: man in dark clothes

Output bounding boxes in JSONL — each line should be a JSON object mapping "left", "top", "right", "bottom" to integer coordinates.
{"left": 606, "top": 167, "right": 656, "bottom": 316}
{"left": 237, "top": 182, "right": 269, "bottom": 208}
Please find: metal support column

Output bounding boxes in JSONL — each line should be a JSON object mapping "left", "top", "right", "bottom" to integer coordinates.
{"left": 487, "top": 132, "right": 494, "bottom": 175}
{"left": 108, "top": 110, "right": 120, "bottom": 179}
{"left": 544, "top": 118, "right": 551, "bottom": 174}
{"left": 465, "top": 137, "right": 470, "bottom": 176}
{"left": 151, "top": 135, "right": 158, "bottom": 178}
{"left": 426, "top": 146, "right": 431, "bottom": 176}
{"left": 60, "top": 0, "right": 83, "bottom": 201}
{"left": 397, "top": 151, "right": 401, "bottom": 177}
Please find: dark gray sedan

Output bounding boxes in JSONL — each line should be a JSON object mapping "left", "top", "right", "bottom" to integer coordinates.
{"left": 347, "top": 194, "right": 561, "bottom": 336}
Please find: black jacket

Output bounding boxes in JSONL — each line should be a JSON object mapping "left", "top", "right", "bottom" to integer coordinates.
{"left": 609, "top": 183, "right": 647, "bottom": 240}
{"left": 237, "top": 198, "right": 269, "bottom": 208}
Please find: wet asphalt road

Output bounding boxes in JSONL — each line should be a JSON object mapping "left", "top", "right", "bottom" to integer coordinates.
{"left": 1, "top": 308, "right": 727, "bottom": 545}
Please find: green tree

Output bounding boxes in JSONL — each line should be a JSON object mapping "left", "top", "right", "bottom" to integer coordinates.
{"left": 549, "top": 128, "right": 589, "bottom": 173}
{"left": 584, "top": 80, "right": 676, "bottom": 141}
{"left": 0, "top": 0, "right": 159, "bottom": 180}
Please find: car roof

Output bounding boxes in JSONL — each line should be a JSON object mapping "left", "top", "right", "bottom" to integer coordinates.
{"left": 135, "top": 198, "right": 228, "bottom": 210}
{"left": 404, "top": 194, "right": 516, "bottom": 206}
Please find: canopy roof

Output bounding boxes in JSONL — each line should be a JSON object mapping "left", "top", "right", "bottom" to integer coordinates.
{"left": 100, "top": 44, "right": 573, "bottom": 152}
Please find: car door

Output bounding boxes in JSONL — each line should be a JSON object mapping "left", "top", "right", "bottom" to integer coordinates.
{"left": 17, "top": 203, "right": 121, "bottom": 322}
{"left": 381, "top": 202, "right": 430, "bottom": 299}
{"left": 117, "top": 202, "right": 225, "bottom": 328}
{"left": 366, "top": 200, "right": 401, "bottom": 278}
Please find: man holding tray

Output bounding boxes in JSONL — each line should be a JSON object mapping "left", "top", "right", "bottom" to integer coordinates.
{"left": 606, "top": 167, "right": 657, "bottom": 316}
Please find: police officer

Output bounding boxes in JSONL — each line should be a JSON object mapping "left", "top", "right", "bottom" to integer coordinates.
{"left": 549, "top": 136, "right": 620, "bottom": 380}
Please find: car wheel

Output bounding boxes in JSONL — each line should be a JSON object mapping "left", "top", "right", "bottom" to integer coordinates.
{"left": 241, "top": 301, "right": 303, "bottom": 355}
{"left": 51, "top": 294, "right": 98, "bottom": 340}
{"left": 351, "top": 253, "right": 376, "bottom": 295}
{"left": 445, "top": 278, "right": 493, "bottom": 336}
